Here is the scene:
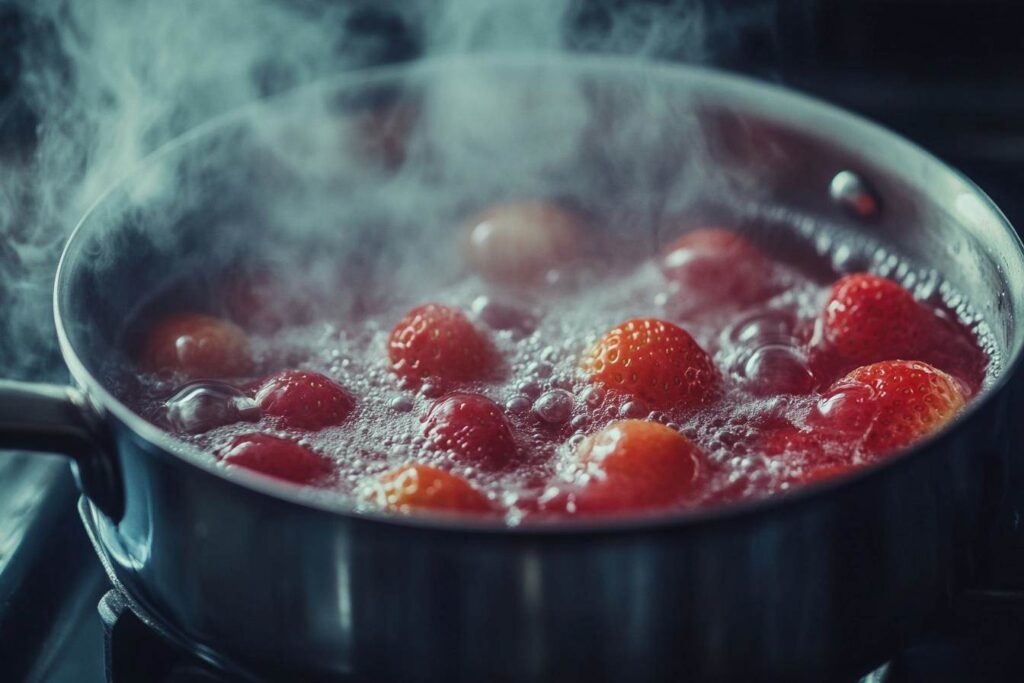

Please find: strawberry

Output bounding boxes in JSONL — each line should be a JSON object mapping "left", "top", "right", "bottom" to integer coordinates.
{"left": 388, "top": 304, "right": 496, "bottom": 384}
{"left": 821, "top": 360, "right": 966, "bottom": 457}
{"left": 660, "top": 228, "right": 772, "bottom": 306}
{"left": 571, "top": 420, "right": 706, "bottom": 512}
{"left": 422, "top": 393, "right": 517, "bottom": 470}
{"left": 142, "top": 312, "right": 252, "bottom": 379}
{"left": 582, "top": 318, "right": 717, "bottom": 411}
{"left": 366, "top": 464, "right": 492, "bottom": 514}
{"left": 818, "top": 274, "right": 987, "bottom": 389}
{"left": 255, "top": 370, "right": 355, "bottom": 430}
{"left": 216, "top": 433, "right": 333, "bottom": 485}
{"left": 821, "top": 273, "right": 935, "bottom": 367}
{"left": 462, "top": 201, "right": 587, "bottom": 285}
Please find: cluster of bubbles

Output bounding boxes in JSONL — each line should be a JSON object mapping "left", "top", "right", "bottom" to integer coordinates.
{"left": 136, "top": 196, "right": 999, "bottom": 519}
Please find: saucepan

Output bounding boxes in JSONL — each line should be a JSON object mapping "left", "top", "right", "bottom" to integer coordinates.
{"left": 1, "top": 55, "right": 1023, "bottom": 681}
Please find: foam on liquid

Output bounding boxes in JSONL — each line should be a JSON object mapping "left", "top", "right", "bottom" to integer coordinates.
{"left": 130, "top": 206, "right": 996, "bottom": 524}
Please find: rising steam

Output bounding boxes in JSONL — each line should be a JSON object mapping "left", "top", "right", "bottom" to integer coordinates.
{"left": 1, "top": 0, "right": 765, "bottom": 379}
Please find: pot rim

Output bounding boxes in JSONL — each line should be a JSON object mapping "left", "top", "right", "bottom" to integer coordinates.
{"left": 54, "top": 52, "right": 1024, "bottom": 535}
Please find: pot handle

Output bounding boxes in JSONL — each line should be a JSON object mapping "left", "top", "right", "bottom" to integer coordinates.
{"left": 0, "top": 380, "right": 123, "bottom": 521}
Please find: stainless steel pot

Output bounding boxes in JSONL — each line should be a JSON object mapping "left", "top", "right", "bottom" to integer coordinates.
{"left": 2, "top": 55, "right": 1023, "bottom": 681}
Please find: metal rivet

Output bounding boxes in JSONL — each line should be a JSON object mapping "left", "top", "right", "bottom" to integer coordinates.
{"left": 829, "top": 170, "right": 880, "bottom": 219}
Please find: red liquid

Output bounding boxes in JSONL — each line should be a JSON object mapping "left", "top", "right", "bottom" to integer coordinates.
{"left": 129, "top": 212, "right": 991, "bottom": 524}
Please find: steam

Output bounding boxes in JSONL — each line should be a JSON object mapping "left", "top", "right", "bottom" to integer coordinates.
{"left": 1, "top": 0, "right": 765, "bottom": 380}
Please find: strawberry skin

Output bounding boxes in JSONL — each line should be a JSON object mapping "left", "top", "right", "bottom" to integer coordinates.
{"left": 142, "top": 312, "right": 252, "bottom": 379}
{"left": 462, "top": 201, "right": 587, "bottom": 285}
{"left": 825, "top": 360, "right": 966, "bottom": 457}
{"left": 822, "top": 274, "right": 934, "bottom": 366}
{"left": 660, "top": 228, "right": 772, "bottom": 305}
{"left": 217, "top": 433, "right": 334, "bottom": 485}
{"left": 583, "top": 318, "right": 717, "bottom": 411}
{"left": 573, "top": 419, "right": 706, "bottom": 512}
{"left": 366, "top": 464, "right": 492, "bottom": 514}
{"left": 255, "top": 370, "right": 355, "bottom": 430}
{"left": 422, "top": 393, "right": 518, "bottom": 470}
{"left": 388, "top": 304, "right": 495, "bottom": 384}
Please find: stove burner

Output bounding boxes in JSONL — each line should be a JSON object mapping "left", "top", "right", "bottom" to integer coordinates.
{"left": 87, "top": 586, "right": 910, "bottom": 683}
{"left": 98, "top": 589, "right": 261, "bottom": 683}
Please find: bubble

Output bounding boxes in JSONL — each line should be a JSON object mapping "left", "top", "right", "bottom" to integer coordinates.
{"left": 618, "top": 401, "right": 647, "bottom": 418}
{"left": 533, "top": 389, "right": 574, "bottom": 423}
{"left": 814, "top": 381, "right": 873, "bottom": 427}
{"left": 163, "top": 382, "right": 260, "bottom": 434}
{"left": 527, "top": 361, "right": 554, "bottom": 379}
{"left": 567, "top": 432, "right": 587, "bottom": 449}
{"left": 738, "top": 345, "right": 815, "bottom": 396}
{"left": 506, "top": 395, "right": 532, "bottom": 414}
{"left": 516, "top": 380, "right": 543, "bottom": 398}
{"left": 471, "top": 295, "right": 537, "bottom": 334}
{"left": 389, "top": 395, "right": 414, "bottom": 412}
{"left": 728, "top": 309, "right": 797, "bottom": 346}
{"left": 419, "top": 383, "right": 442, "bottom": 398}
{"left": 578, "top": 386, "right": 602, "bottom": 407}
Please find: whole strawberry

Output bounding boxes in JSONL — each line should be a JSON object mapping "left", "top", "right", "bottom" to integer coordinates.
{"left": 822, "top": 359, "right": 966, "bottom": 457}
{"left": 255, "top": 370, "right": 355, "bottom": 431}
{"left": 821, "top": 273, "right": 934, "bottom": 366}
{"left": 583, "top": 318, "right": 717, "bottom": 411}
{"left": 462, "top": 201, "right": 588, "bottom": 286}
{"left": 660, "top": 228, "right": 773, "bottom": 307}
{"left": 142, "top": 312, "right": 252, "bottom": 379}
{"left": 216, "top": 433, "right": 334, "bottom": 485}
{"left": 572, "top": 419, "right": 707, "bottom": 512}
{"left": 388, "top": 303, "right": 496, "bottom": 385}
{"left": 422, "top": 393, "right": 518, "bottom": 470}
{"left": 365, "top": 464, "right": 493, "bottom": 514}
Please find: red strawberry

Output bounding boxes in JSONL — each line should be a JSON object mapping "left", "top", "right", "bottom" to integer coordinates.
{"left": 388, "top": 304, "right": 496, "bottom": 384}
{"left": 571, "top": 420, "right": 706, "bottom": 512}
{"left": 217, "top": 433, "right": 333, "bottom": 485}
{"left": 821, "top": 360, "right": 966, "bottom": 457}
{"left": 366, "top": 464, "right": 492, "bottom": 514}
{"left": 583, "top": 318, "right": 717, "bottom": 411}
{"left": 660, "top": 228, "right": 772, "bottom": 306}
{"left": 462, "top": 201, "right": 587, "bottom": 285}
{"left": 821, "top": 274, "right": 935, "bottom": 367}
{"left": 422, "top": 393, "right": 517, "bottom": 470}
{"left": 255, "top": 370, "right": 355, "bottom": 430}
{"left": 819, "top": 274, "right": 987, "bottom": 389}
{"left": 142, "top": 312, "right": 252, "bottom": 379}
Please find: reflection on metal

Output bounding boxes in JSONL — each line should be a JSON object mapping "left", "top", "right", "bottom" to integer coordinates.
{"left": 830, "top": 170, "right": 881, "bottom": 219}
